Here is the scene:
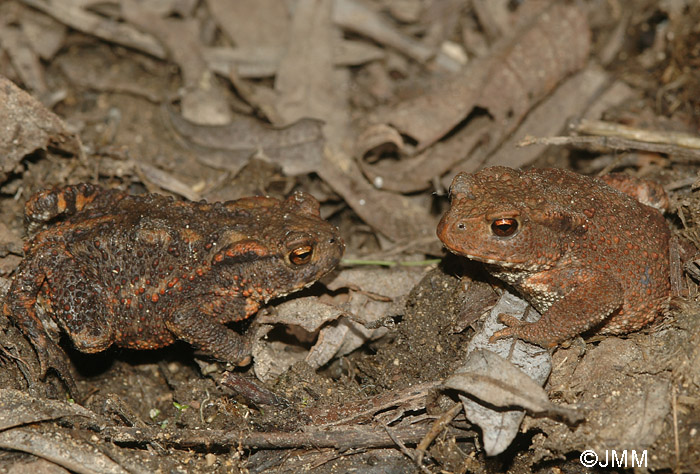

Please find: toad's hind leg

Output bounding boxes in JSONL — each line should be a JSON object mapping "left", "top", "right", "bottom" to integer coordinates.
{"left": 5, "top": 248, "right": 114, "bottom": 396}
{"left": 43, "top": 257, "right": 115, "bottom": 355}
{"left": 24, "top": 183, "right": 125, "bottom": 236}
{"left": 4, "top": 258, "right": 79, "bottom": 396}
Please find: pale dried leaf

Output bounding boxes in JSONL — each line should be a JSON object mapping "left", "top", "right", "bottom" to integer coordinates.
{"left": 19, "top": 0, "right": 166, "bottom": 58}
{"left": 359, "top": 115, "right": 491, "bottom": 193}
{"left": 275, "top": 0, "right": 342, "bottom": 129}
{"left": 583, "top": 80, "right": 636, "bottom": 121}
{"left": 360, "top": 4, "right": 591, "bottom": 192}
{"left": 57, "top": 52, "right": 166, "bottom": 103}
{"left": 18, "top": 8, "right": 67, "bottom": 60}
{"left": 0, "top": 75, "right": 83, "bottom": 180}
{"left": 203, "top": 40, "right": 384, "bottom": 79}
{"left": 445, "top": 349, "right": 581, "bottom": 421}
{"left": 252, "top": 297, "right": 346, "bottom": 380}
{"left": 257, "top": 297, "right": 347, "bottom": 333}
{"left": 206, "top": 0, "right": 290, "bottom": 48}
{"left": 319, "top": 150, "right": 438, "bottom": 244}
{"left": 136, "top": 163, "right": 201, "bottom": 201}
{"left": 121, "top": 0, "right": 232, "bottom": 125}
{"left": 251, "top": 269, "right": 413, "bottom": 374}
{"left": 0, "top": 5, "right": 48, "bottom": 94}
{"left": 166, "top": 106, "right": 325, "bottom": 176}
{"left": 376, "top": 3, "right": 590, "bottom": 152}
{"left": 306, "top": 320, "right": 349, "bottom": 369}
{"left": 446, "top": 293, "right": 555, "bottom": 456}
{"left": 325, "top": 267, "right": 425, "bottom": 298}
{"left": 333, "top": 0, "right": 434, "bottom": 63}
{"left": 356, "top": 124, "right": 407, "bottom": 161}
{"left": 271, "top": 0, "right": 436, "bottom": 244}
{"left": 252, "top": 331, "right": 306, "bottom": 383}
{"left": 483, "top": 66, "right": 609, "bottom": 171}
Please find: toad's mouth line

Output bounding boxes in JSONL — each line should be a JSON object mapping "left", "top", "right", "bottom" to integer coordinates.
{"left": 448, "top": 250, "right": 528, "bottom": 268}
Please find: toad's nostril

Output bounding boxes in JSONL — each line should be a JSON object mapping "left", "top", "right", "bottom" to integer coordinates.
{"left": 457, "top": 222, "right": 466, "bottom": 231}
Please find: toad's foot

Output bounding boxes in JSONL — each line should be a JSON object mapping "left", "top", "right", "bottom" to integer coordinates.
{"left": 489, "top": 313, "right": 558, "bottom": 348}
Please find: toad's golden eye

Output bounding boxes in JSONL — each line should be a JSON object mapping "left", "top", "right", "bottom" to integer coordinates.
{"left": 491, "top": 218, "right": 519, "bottom": 237}
{"left": 290, "top": 245, "right": 313, "bottom": 265}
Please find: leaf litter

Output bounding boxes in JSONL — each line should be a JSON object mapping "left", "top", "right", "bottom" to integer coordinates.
{"left": 0, "top": 0, "right": 699, "bottom": 472}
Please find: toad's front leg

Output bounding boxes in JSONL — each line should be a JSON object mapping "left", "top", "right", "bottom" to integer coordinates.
{"left": 490, "top": 268, "right": 624, "bottom": 347}
{"left": 166, "top": 299, "right": 253, "bottom": 367}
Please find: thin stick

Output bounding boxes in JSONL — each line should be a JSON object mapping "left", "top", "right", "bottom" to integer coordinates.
{"left": 102, "top": 424, "right": 472, "bottom": 451}
{"left": 415, "top": 402, "right": 464, "bottom": 465}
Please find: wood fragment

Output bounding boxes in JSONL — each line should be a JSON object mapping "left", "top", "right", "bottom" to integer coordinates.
{"left": 573, "top": 119, "right": 700, "bottom": 149}
{"left": 0, "top": 427, "right": 129, "bottom": 474}
{"left": 518, "top": 135, "right": 700, "bottom": 162}
{"left": 380, "top": 421, "right": 432, "bottom": 474}
{"left": 103, "top": 423, "right": 473, "bottom": 451}
{"left": 415, "top": 402, "right": 463, "bottom": 465}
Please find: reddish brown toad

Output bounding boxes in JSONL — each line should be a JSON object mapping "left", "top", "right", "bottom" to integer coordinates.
{"left": 4, "top": 184, "right": 344, "bottom": 393}
{"left": 437, "top": 167, "right": 671, "bottom": 347}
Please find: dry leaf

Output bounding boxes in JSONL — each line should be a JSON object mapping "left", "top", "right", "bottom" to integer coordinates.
{"left": 252, "top": 297, "right": 347, "bottom": 381}
{"left": 20, "top": 0, "right": 165, "bottom": 58}
{"left": 0, "top": 75, "right": 83, "bottom": 180}
{"left": 445, "top": 349, "right": 582, "bottom": 423}
{"left": 121, "top": 0, "right": 232, "bottom": 125}
{"left": 333, "top": 0, "right": 434, "bottom": 63}
{"left": 0, "top": 3, "right": 48, "bottom": 94}
{"left": 444, "top": 292, "right": 565, "bottom": 456}
{"left": 361, "top": 3, "right": 590, "bottom": 191}
{"left": 206, "top": 0, "right": 290, "bottom": 48}
{"left": 203, "top": 40, "right": 384, "bottom": 79}
{"left": 0, "top": 389, "right": 98, "bottom": 431}
{"left": 275, "top": 0, "right": 342, "bottom": 129}
{"left": 165, "top": 106, "right": 325, "bottom": 176}
{"left": 483, "top": 66, "right": 609, "bottom": 171}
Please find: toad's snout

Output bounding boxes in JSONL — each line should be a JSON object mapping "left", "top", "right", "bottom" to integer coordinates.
{"left": 437, "top": 212, "right": 466, "bottom": 252}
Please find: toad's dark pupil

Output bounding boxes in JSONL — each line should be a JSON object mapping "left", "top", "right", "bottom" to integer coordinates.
{"left": 491, "top": 218, "right": 518, "bottom": 237}
{"left": 290, "top": 245, "right": 313, "bottom": 265}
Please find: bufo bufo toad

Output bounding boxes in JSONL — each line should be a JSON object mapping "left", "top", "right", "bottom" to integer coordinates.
{"left": 437, "top": 167, "right": 670, "bottom": 347}
{"left": 4, "top": 183, "right": 344, "bottom": 393}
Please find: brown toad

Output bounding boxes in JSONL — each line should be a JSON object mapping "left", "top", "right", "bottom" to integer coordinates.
{"left": 437, "top": 167, "right": 671, "bottom": 347}
{"left": 4, "top": 184, "right": 344, "bottom": 393}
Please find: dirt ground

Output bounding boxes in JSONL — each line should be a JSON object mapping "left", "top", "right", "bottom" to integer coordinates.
{"left": 1, "top": 0, "right": 700, "bottom": 473}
